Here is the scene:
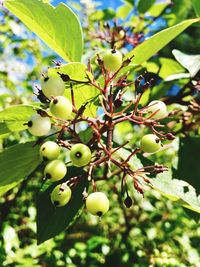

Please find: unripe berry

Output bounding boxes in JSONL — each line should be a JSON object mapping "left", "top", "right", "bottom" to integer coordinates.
{"left": 40, "top": 141, "right": 60, "bottom": 160}
{"left": 140, "top": 134, "right": 161, "bottom": 153}
{"left": 44, "top": 159, "right": 67, "bottom": 182}
{"left": 86, "top": 192, "right": 109, "bottom": 216}
{"left": 41, "top": 76, "right": 65, "bottom": 99}
{"left": 103, "top": 49, "right": 122, "bottom": 72}
{"left": 50, "top": 184, "right": 71, "bottom": 207}
{"left": 27, "top": 114, "right": 51, "bottom": 136}
{"left": 117, "top": 30, "right": 125, "bottom": 40}
{"left": 50, "top": 96, "right": 72, "bottom": 119}
{"left": 146, "top": 100, "right": 168, "bottom": 119}
{"left": 70, "top": 143, "right": 92, "bottom": 167}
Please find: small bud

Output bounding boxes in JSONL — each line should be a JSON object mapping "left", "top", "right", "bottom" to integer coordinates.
{"left": 58, "top": 73, "right": 70, "bottom": 82}
{"left": 36, "top": 109, "right": 49, "bottom": 117}
{"left": 121, "top": 79, "right": 127, "bottom": 87}
{"left": 103, "top": 22, "right": 110, "bottom": 29}
{"left": 117, "top": 26, "right": 123, "bottom": 32}
{"left": 165, "top": 133, "right": 175, "bottom": 140}
{"left": 124, "top": 196, "right": 133, "bottom": 208}
{"left": 134, "top": 180, "right": 144, "bottom": 196}
{"left": 36, "top": 89, "right": 50, "bottom": 103}
{"left": 82, "top": 187, "right": 88, "bottom": 200}
{"left": 154, "top": 164, "right": 168, "bottom": 173}
{"left": 135, "top": 75, "right": 144, "bottom": 88}
{"left": 53, "top": 98, "right": 58, "bottom": 104}
{"left": 52, "top": 60, "right": 62, "bottom": 66}
{"left": 97, "top": 56, "right": 103, "bottom": 67}
{"left": 142, "top": 81, "right": 152, "bottom": 90}
{"left": 27, "top": 121, "right": 33, "bottom": 127}
{"left": 114, "top": 98, "right": 123, "bottom": 108}
{"left": 122, "top": 58, "right": 131, "bottom": 67}
{"left": 77, "top": 102, "right": 89, "bottom": 116}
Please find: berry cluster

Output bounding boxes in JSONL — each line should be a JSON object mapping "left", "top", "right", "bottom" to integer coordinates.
{"left": 91, "top": 21, "right": 144, "bottom": 49}
{"left": 27, "top": 75, "right": 109, "bottom": 216}
{"left": 26, "top": 48, "right": 174, "bottom": 217}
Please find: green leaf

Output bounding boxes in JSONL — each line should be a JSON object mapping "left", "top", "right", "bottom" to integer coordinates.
{"left": 172, "top": 49, "right": 200, "bottom": 77}
{"left": 0, "top": 142, "right": 41, "bottom": 196}
{"left": 173, "top": 137, "right": 200, "bottom": 195}
{"left": 37, "top": 167, "right": 88, "bottom": 244}
{"left": 126, "top": 18, "right": 200, "bottom": 65}
{"left": 150, "top": 82, "right": 171, "bottom": 99}
{"left": 192, "top": 0, "right": 200, "bottom": 16}
{"left": 48, "top": 63, "right": 99, "bottom": 117}
{"left": 48, "top": 62, "right": 89, "bottom": 82}
{"left": 148, "top": 3, "right": 169, "bottom": 17}
{"left": 124, "top": 0, "right": 134, "bottom": 6}
{"left": 152, "top": 171, "right": 200, "bottom": 215}
{"left": 0, "top": 123, "right": 10, "bottom": 136}
{"left": 79, "top": 128, "right": 93, "bottom": 144}
{"left": 117, "top": 4, "right": 132, "bottom": 19}
{"left": 164, "top": 0, "right": 192, "bottom": 26}
{"left": 66, "top": 84, "right": 99, "bottom": 118}
{"left": 5, "top": 0, "right": 83, "bottom": 62}
{"left": 185, "top": 209, "right": 200, "bottom": 222}
{"left": 0, "top": 105, "right": 37, "bottom": 135}
{"left": 137, "top": 0, "right": 156, "bottom": 14}
{"left": 90, "top": 9, "right": 115, "bottom": 21}
{"left": 144, "top": 57, "right": 185, "bottom": 79}
{"left": 158, "top": 58, "right": 185, "bottom": 78}
{"left": 165, "top": 73, "right": 191, "bottom": 82}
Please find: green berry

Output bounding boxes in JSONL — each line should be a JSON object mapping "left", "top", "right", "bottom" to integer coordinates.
{"left": 50, "top": 96, "right": 72, "bottom": 119}
{"left": 40, "top": 141, "right": 60, "bottom": 160}
{"left": 50, "top": 183, "right": 71, "bottom": 207}
{"left": 44, "top": 159, "right": 67, "bottom": 182}
{"left": 27, "top": 114, "right": 51, "bottom": 136}
{"left": 42, "top": 76, "right": 65, "bottom": 99}
{"left": 103, "top": 49, "right": 122, "bottom": 72}
{"left": 146, "top": 100, "right": 168, "bottom": 119}
{"left": 117, "top": 30, "right": 125, "bottom": 39}
{"left": 86, "top": 192, "right": 109, "bottom": 216}
{"left": 70, "top": 143, "right": 92, "bottom": 167}
{"left": 140, "top": 134, "right": 161, "bottom": 153}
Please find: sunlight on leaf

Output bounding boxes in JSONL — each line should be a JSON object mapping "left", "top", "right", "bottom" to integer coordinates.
{"left": 126, "top": 18, "right": 200, "bottom": 65}
{"left": 172, "top": 49, "right": 200, "bottom": 77}
{"left": 5, "top": 0, "right": 83, "bottom": 62}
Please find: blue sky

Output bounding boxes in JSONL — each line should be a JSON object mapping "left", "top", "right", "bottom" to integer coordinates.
{"left": 52, "top": 0, "right": 122, "bottom": 9}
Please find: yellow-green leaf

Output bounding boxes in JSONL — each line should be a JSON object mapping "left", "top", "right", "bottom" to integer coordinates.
{"left": 5, "top": 0, "right": 83, "bottom": 62}
{"left": 126, "top": 18, "right": 200, "bottom": 65}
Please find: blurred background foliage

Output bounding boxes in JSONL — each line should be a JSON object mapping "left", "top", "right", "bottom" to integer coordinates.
{"left": 0, "top": 0, "right": 200, "bottom": 266}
